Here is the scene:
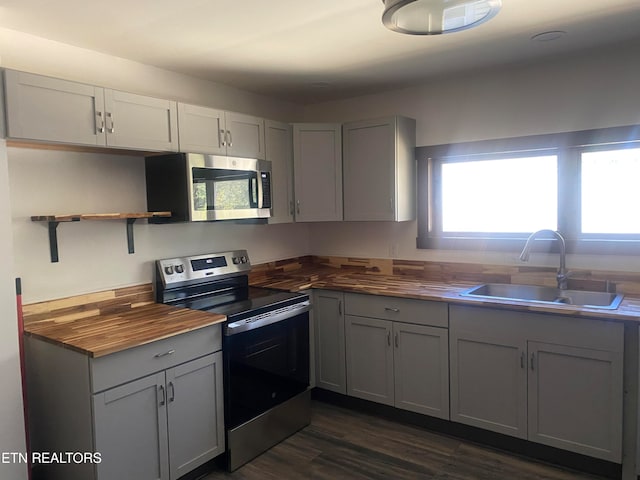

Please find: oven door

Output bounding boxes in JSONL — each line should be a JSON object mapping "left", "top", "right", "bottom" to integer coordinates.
{"left": 223, "top": 311, "right": 309, "bottom": 430}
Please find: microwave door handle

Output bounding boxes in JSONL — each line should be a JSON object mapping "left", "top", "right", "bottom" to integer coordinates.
{"left": 250, "top": 177, "right": 259, "bottom": 208}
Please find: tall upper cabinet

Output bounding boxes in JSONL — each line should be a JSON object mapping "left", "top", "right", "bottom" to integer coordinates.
{"left": 177, "top": 103, "right": 265, "bottom": 159}
{"left": 3, "top": 69, "right": 179, "bottom": 151}
{"left": 292, "top": 123, "right": 342, "bottom": 222}
{"left": 343, "top": 116, "right": 416, "bottom": 221}
{"left": 266, "top": 120, "right": 295, "bottom": 224}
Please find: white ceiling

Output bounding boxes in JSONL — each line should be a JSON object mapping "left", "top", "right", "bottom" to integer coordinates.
{"left": 2, "top": 0, "right": 640, "bottom": 104}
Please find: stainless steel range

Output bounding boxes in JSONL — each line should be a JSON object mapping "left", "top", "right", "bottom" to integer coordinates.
{"left": 154, "top": 250, "right": 311, "bottom": 471}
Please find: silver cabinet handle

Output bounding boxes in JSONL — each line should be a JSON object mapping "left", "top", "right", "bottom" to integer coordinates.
{"left": 154, "top": 349, "right": 175, "bottom": 358}
{"left": 338, "top": 300, "right": 342, "bottom": 316}
{"left": 219, "top": 129, "right": 226, "bottom": 146}
{"left": 394, "top": 332, "right": 399, "bottom": 348}
{"left": 530, "top": 352, "right": 536, "bottom": 371}
{"left": 226, "top": 130, "right": 233, "bottom": 147}
{"left": 387, "top": 331, "right": 391, "bottom": 346}
{"left": 520, "top": 352, "right": 525, "bottom": 369}
{"left": 96, "top": 111, "right": 105, "bottom": 133}
{"left": 384, "top": 307, "right": 400, "bottom": 313}
{"left": 159, "top": 385, "right": 166, "bottom": 406}
{"left": 168, "top": 381, "right": 175, "bottom": 403}
{"left": 289, "top": 200, "right": 295, "bottom": 216}
{"left": 106, "top": 112, "right": 114, "bottom": 133}
{"left": 296, "top": 200, "right": 301, "bottom": 215}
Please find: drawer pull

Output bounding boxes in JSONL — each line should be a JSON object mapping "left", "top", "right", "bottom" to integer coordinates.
{"left": 154, "top": 349, "right": 175, "bottom": 358}
{"left": 384, "top": 307, "right": 400, "bottom": 313}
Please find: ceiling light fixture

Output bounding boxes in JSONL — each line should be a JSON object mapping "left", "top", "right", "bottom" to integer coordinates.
{"left": 382, "top": 0, "right": 502, "bottom": 35}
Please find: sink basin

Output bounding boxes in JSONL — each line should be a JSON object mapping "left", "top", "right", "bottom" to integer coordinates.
{"left": 460, "top": 283, "right": 624, "bottom": 310}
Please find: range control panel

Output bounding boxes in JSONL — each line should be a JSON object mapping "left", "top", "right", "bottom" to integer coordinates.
{"left": 157, "top": 250, "right": 251, "bottom": 286}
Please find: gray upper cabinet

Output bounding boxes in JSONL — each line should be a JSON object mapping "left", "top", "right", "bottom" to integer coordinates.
{"left": 4, "top": 69, "right": 107, "bottom": 146}
{"left": 177, "top": 103, "right": 265, "bottom": 159}
{"left": 4, "top": 69, "right": 179, "bottom": 151}
{"left": 104, "top": 89, "right": 178, "bottom": 151}
{"left": 293, "top": 123, "right": 343, "bottom": 222}
{"left": 265, "top": 120, "right": 294, "bottom": 224}
{"left": 343, "top": 116, "right": 416, "bottom": 222}
{"left": 449, "top": 305, "right": 623, "bottom": 462}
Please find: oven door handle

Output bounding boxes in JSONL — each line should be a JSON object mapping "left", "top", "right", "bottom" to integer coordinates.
{"left": 224, "top": 301, "right": 310, "bottom": 336}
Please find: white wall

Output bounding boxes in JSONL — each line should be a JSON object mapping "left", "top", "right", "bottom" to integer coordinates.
{"left": 9, "top": 147, "right": 310, "bottom": 304}
{"left": 0, "top": 27, "right": 301, "bottom": 120}
{"left": 0, "top": 141, "right": 27, "bottom": 480}
{"left": 303, "top": 40, "right": 640, "bottom": 273}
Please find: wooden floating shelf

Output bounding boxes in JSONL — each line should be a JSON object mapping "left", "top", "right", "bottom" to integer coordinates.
{"left": 31, "top": 212, "right": 172, "bottom": 263}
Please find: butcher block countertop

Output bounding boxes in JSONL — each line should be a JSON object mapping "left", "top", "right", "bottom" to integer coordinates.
{"left": 250, "top": 266, "right": 640, "bottom": 322}
{"left": 23, "top": 299, "right": 226, "bottom": 358}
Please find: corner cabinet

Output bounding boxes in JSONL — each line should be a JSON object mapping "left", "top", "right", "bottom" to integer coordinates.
{"left": 343, "top": 116, "right": 416, "bottom": 222}
{"left": 449, "top": 305, "right": 624, "bottom": 462}
{"left": 313, "top": 290, "right": 346, "bottom": 393}
{"left": 177, "top": 103, "right": 265, "bottom": 159}
{"left": 4, "top": 69, "right": 179, "bottom": 151}
{"left": 292, "top": 123, "right": 342, "bottom": 222}
{"left": 265, "top": 120, "right": 294, "bottom": 224}
{"left": 25, "top": 324, "right": 225, "bottom": 480}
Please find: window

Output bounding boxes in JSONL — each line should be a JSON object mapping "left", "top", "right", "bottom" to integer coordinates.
{"left": 581, "top": 147, "right": 640, "bottom": 235}
{"left": 441, "top": 155, "right": 557, "bottom": 233}
{"left": 417, "top": 125, "right": 640, "bottom": 253}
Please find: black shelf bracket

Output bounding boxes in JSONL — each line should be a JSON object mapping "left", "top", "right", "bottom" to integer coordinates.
{"left": 126, "top": 218, "right": 137, "bottom": 254}
{"left": 48, "top": 221, "right": 60, "bottom": 263}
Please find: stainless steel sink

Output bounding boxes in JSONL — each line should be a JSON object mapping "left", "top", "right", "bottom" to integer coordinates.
{"left": 460, "top": 283, "right": 624, "bottom": 309}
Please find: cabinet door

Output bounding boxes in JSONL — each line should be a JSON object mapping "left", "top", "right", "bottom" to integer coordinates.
{"left": 4, "top": 69, "right": 106, "bottom": 146}
{"left": 450, "top": 330, "right": 527, "bottom": 439}
{"left": 314, "top": 290, "right": 346, "bottom": 393}
{"left": 104, "top": 89, "right": 178, "bottom": 151}
{"left": 293, "top": 123, "right": 342, "bottom": 222}
{"left": 343, "top": 116, "right": 415, "bottom": 222}
{"left": 177, "top": 103, "right": 226, "bottom": 155}
{"left": 528, "top": 342, "right": 623, "bottom": 462}
{"left": 345, "top": 315, "right": 394, "bottom": 406}
{"left": 394, "top": 322, "right": 449, "bottom": 419}
{"left": 166, "top": 352, "right": 225, "bottom": 479}
{"left": 266, "top": 120, "right": 294, "bottom": 224}
{"left": 93, "top": 372, "right": 169, "bottom": 480}
{"left": 225, "top": 112, "right": 265, "bottom": 159}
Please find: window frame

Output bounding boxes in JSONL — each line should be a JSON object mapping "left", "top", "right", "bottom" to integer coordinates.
{"left": 416, "top": 125, "right": 640, "bottom": 254}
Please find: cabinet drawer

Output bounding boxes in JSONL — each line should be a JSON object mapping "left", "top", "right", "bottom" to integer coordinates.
{"left": 90, "top": 324, "right": 221, "bottom": 393}
{"left": 344, "top": 293, "right": 447, "bottom": 328}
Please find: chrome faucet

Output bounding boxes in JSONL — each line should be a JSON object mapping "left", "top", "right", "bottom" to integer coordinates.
{"left": 519, "top": 229, "right": 568, "bottom": 290}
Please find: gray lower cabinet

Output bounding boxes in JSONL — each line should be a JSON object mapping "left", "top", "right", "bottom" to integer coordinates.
{"left": 4, "top": 69, "right": 179, "bottom": 151}
{"left": 450, "top": 305, "right": 624, "bottom": 462}
{"left": 343, "top": 293, "right": 449, "bottom": 420}
{"left": 25, "top": 324, "right": 224, "bottom": 480}
{"left": 313, "top": 290, "right": 346, "bottom": 394}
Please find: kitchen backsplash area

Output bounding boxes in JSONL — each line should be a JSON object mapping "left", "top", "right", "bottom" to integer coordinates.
{"left": 250, "top": 255, "right": 640, "bottom": 296}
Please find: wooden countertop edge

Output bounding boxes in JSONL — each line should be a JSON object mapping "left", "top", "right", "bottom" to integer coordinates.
{"left": 252, "top": 274, "right": 640, "bottom": 322}
{"left": 24, "top": 304, "right": 227, "bottom": 358}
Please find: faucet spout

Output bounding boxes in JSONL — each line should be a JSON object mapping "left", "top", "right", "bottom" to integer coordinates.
{"left": 519, "top": 229, "right": 568, "bottom": 290}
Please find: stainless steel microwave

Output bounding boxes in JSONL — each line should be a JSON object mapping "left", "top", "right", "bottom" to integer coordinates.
{"left": 145, "top": 153, "right": 272, "bottom": 222}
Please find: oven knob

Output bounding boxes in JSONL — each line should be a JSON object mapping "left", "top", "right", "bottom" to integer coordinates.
{"left": 241, "top": 256, "right": 248, "bottom": 264}
{"left": 175, "top": 264, "right": 184, "bottom": 274}
{"left": 164, "top": 266, "right": 174, "bottom": 275}
{"left": 232, "top": 257, "right": 240, "bottom": 265}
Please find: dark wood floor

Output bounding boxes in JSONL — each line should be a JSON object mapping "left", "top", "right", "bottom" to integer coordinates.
{"left": 202, "top": 401, "right": 607, "bottom": 480}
